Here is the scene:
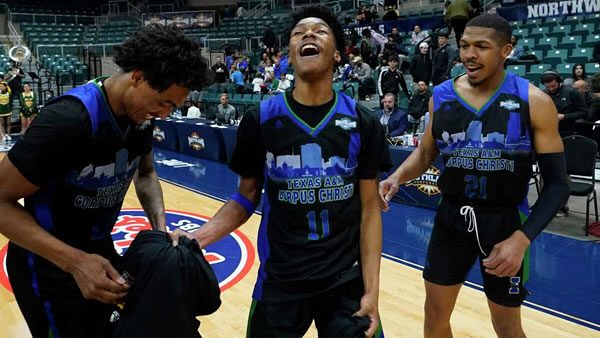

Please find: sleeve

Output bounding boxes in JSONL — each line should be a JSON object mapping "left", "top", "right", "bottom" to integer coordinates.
{"left": 228, "top": 105, "right": 266, "bottom": 178}
{"left": 398, "top": 72, "right": 410, "bottom": 98}
{"left": 377, "top": 70, "right": 384, "bottom": 96}
{"left": 564, "top": 89, "right": 588, "bottom": 120}
{"left": 7, "top": 97, "right": 92, "bottom": 187}
{"left": 356, "top": 103, "right": 392, "bottom": 179}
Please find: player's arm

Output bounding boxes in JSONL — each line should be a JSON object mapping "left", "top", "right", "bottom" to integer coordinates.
{"left": 483, "top": 85, "right": 569, "bottom": 277}
{"left": 379, "top": 97, "right": 439, "bottom": 210}
{"left": 354, "top": 178, "right": 382, "bottom": 337}
{"left": 177, "top": 176, "right": 262, "bottom": 248}
{"left": 134, "top": 150, "right": 166, "bottom": 231}
{"left": 0, "top": 158, "right": 128, "bottom": 303}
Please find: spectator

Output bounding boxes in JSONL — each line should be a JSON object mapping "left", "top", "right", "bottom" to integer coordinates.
{"left": 187, "top": 101, "right": 201, "bottom": 118}
{"left": 46, "top": 89, "right": 55, "bottom": 102}
{"left": 541, "top": 69, "right": 587, "bottom": 137}
{"left": 563, "top": 63, "right": 588, "bottom": 87}
{"left": 409, "top": 42, "right": 432, "bottom": 85}
{"left": 506, "top": 35, "right": 525, "bottom": 64}
{"left": 445, "top": 0, "right": 472, "bottom": 46}
{"left": 212, "top": 57, "right": 228, "bottom": 84}
{"left": 572, "top": 79, "right": 594, "bottom": 107}
{"left": 376, "top": 93, "right": 409, "bottom": 137}
{"left": 275, "top": 73, "right": 291, "bottom": 93}
{"left": 382, "top": 6, "right": 399, "bottom": 21}
{"left": 230, "top": 65, "right": 245, "bottom": 94}
{"left": 360, "top": 39, "right": 376, "bottom": 68}
{"left": 251, "top": 72, "right": 265, "bottom": 94}
{"left": 411, "top": 25, "right": 427, "bottom": 46}
{"left": 351, "top": 56, "right": 374, "bottom": 101}
{"left": 362, "top": 28, "right": 388, "bottom": 55}
{"left": 226, "top": 50, "right": 239, "bottom": 70}
{"left": 263, "top": 59, "right": 274, "bottom": 77}
{"left": 216, "top": 94, "right": 236, "bottom": 124}
{"left": 407, "top": 81, "right": 432, "bottom": 132}
{"left": 377, "top": 54, "right": 411, "bottom": 105}
{"left": 588, "top": 73, "right": 600, "bottom": 123}
{"left": 262, "top": 23, "right": 276, "bottom": 49}
{"left": 389, "top": 27, "right": 402, "bottom": 44}
{"left": 236, "top": 5, "right": 244, "bottom": 17}
{"left": 432, "top": 32, "right": 456, "bottom": 85}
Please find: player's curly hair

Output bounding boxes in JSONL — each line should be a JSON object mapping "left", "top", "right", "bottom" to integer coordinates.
{"left": 286, "top": 4, "right": 345, "bottom": 55}
{"left": 114, "top": 24, "right": 213, "bottom": 92}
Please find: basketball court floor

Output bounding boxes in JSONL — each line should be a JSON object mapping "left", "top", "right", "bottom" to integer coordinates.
{"left": 0, "top": 149, "right": 599, "bottom": 337}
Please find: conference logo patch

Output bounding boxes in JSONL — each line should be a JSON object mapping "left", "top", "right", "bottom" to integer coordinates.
{"left": 405, "top": 166, "right": 441, "bottom": 196}
{"left": 188, "top": 132, "right": 205, "bottom": 151}
{"left": 153, "top": 125, "right": 165, "bottom": 142}
{"left": 0, "top": 209, "right": 254, "bottom": 293}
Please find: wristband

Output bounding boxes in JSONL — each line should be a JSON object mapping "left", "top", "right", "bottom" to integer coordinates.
{"left": 230, "top": 192, "right": 256, "bottom": 217}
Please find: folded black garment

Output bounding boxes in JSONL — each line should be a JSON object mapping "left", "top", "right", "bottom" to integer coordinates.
{"left": 112, "top": 230, "right": 221, "bottom": 338}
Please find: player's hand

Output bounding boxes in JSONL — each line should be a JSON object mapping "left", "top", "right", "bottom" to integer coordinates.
{"left": 67, "top": 253, "right": 129, "bottom": 304}
{"left": 353, "top": 292, "right": 380, "bottom": 337}
{"left": 378, "top": 176, "right": 400, "bottom": 212}
{"left": 168, "top": 229, "right": 195, "bottom": 247}
{"left": 482, "top": 231, "right": 530, "bottom": 277}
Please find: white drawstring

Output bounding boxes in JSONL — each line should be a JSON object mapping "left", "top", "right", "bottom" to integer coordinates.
{"left": 460, "top": 206, "right": 487, "bottom": 257}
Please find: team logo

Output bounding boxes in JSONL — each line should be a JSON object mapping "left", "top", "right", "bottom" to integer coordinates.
{"left": 405, "top": 166, "right": 441, "bottom": 196}
{"left": 0, "top": 209, "right": 255, "bottom": 293}
{"left": 153, "top": 126, "right": 165, "bottom": 142}
{"left": 188, "top": 132, "right": 205, "bottom": 151}
{"left": 499, "top": 100, "right": 520, "bottom": 111}
{"left": 334, "top": 117, "right": 357, "bottom": 131}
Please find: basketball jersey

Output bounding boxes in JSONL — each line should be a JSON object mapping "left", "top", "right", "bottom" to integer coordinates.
{"left": 432, "top": 72, "right": 533, "bottom": 206}
{"left": 13, "top": 79, "right": 151, "bottom": 253}
{"left": 254, "top": 92, "right": 363, "bottom": 301}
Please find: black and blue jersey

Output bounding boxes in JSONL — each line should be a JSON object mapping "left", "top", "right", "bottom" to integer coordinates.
{"left": 230, "top": 91, "right": 390, "bottom": 302}
{"left": 432, "top": 72, "right": 533, "bottom": 207}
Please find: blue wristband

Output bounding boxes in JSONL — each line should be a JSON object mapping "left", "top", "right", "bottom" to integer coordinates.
{"left": 230, "top": 192, "right": 256, "bottom": 217}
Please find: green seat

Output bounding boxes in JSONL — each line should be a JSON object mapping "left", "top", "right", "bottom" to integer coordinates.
{"left": 563, "top": 15, "right": 582, "bottom": 28}
{"left": 513, "top": 28, "right": 527, "bottom": 39}
{"left": 570, "top": 48, "right": 593, "bottom": 64}
{"left": 573, "top": 23, "right": 595, "bottom": 36}
{"left": 582, "top": 34, "right": 600, "bottom": 48}
{"left": 556, "top": 63, "right": 574, "bottom": 78}
{"left": 544, "top": 17, "right": 563, "bottom": 27}
{"left": 547, "top": 25, "right": 571, "bottom": 38}
{"left": 536, "top": 37, "right": 558, "bottom": 52}
{"left": 526, "top": 64, "right": 552, "bottom": 83}
{"left": 582, "top": 13, "right": 600, "bottom": 26}
{"left": 544, "top": 49, "right": 568, "bottom": 66}
{"left": 528, "top": 27, "right": 550, "bottom": 39}
{"left": 522, "top": 19, "right": 542, "bottom": 30}
{"left": 507, "top": 65, "right": 526, "bottom": 76}
{"left": 560, "top": 36, "right": 583, "bottom": 50}
{"left": 585, "top": 63, "right": 600, "bottom": 75}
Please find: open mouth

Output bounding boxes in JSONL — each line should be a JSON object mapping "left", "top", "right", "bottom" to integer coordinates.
{"left": 466, "top": 65, "right": 482, "bottom": 76}
{"left": 300, "top": 43, "right": 320, "bottom": 57}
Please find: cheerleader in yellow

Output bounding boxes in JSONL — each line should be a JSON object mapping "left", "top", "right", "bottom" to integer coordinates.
{"left": 0, "top": 82, "right": 11, "bottom": 142}
{"left": 19, "top": 83, "right": 37, "bottom": 134}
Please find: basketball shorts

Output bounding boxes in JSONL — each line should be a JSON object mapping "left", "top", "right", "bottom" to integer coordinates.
{"left": 246, "top": 277, "right": 384, "bottom": 338}
{"left": 423, "top": 198, "right": 529, "bottom": 307}
{"left": 6, "top": 241, "right": 119, "bottom": 338}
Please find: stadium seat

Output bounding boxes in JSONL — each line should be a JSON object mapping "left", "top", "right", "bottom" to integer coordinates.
{"left": 556, "top": 64, "right": 574, "bottom": 78}
{"left": 585, "top": 63, "right": 600, "bottom": 75}
{"left": 526, "top": 64, "right": 552, "bottom": 83}
{"left": 573, "top": 23, "right": 595, "bottom": 36}
{"left": 522, "top": 19, "right": 542, "bottom": 30}
{"left": 560, "top": 36, "right": 583, "bottom": 50}
{"left": 544, "top": 49, "right": 568, "bottom": 66}
{"left": 547, "top": 25, "right": 571, "bottom": 38}
{"left": 570, "top": 48, "right": 593, "bottom": 64}
{"left": 528, "top": 27, "right": 550, "bottom": 40}
{"left": 537, "top": 37, "right": 558, "bottom": 52}
{"left": 582, "top": 34, "right": 600, "bottom": 48}
{"left": 507, "top": 65, "right": 526, "bottom": 76}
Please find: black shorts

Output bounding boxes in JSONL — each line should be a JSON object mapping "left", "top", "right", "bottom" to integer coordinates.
{"left": 423, "top": 199, "right": 529, "bottom": 307}
{"left": 6, "top": 242, "right": 118, "bottom": 338}
{"left": 246, "top": 277, "right": 383, "bottom": 338}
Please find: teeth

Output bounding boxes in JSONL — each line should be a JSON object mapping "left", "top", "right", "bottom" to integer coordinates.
{"left": 301, "top": 44, "right": 318, "bottom": 52}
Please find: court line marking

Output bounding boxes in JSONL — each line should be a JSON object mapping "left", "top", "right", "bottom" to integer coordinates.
{"left": 382, "top": 253, "right": 600, "bottom": 331}
{"left": 159, "top": 177, "right": 600, "bottom": 331}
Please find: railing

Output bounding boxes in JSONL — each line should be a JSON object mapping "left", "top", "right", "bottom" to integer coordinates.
{"left": 246, "top": 0, "right": 275, "bottom": 18}
{"left": 10, "top": 12, "right": 97, "bottom": 25}
{"left": 36, "top": 43, "right": 119, "bottom": 58}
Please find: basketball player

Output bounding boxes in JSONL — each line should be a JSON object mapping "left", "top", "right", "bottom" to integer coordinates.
{"left": 172, "top": 5, "right": 390, "bottom": 337}
{"left": 0, "top": 24, "right": 211, "bottom": 337}
{"left": 379, "top": 14, "right": 569, "bottom": 337}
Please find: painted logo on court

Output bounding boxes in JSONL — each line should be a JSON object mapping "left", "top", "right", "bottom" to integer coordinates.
{"left": 405, "top": 166, "right": 441, "bottom": 196}
{"left": 0, "top": 209, "right": 254, "bottom": 293}
{"left": 188, "top": 132, "right": 205, "bottom": 151}
{"left": 153, "top": 126, "right": 165, "bottom": 142}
